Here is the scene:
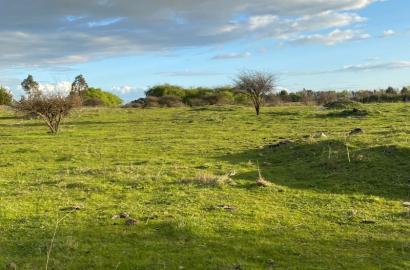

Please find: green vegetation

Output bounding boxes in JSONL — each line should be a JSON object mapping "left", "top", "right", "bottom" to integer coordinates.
{"left": 0, "top": 104, "right": 409, "bottom": 269}
{"left": 83, "top": 87, "right": 123, "bottom": 106}
{"left": 0, "top": 86, "right": 13, "bottom": 105}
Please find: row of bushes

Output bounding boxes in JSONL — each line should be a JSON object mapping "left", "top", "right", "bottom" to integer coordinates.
{"left": 124, "top": 84, "right": 410, "bottom": 108}
{"left": 124, "top": 84, "right": 250, "bottom": 108}
{"left": 0, "top": 86, "right": 122, "bottom": 107}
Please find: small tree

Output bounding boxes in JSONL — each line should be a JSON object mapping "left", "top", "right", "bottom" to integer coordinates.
{"left": 0, "top": 87, "right": 13, "bottom": 106}
{"left": 16, "top": 76, "right": 80, "bottom": 134}
{"left": 234, "top": 71, "right": 276, "bottom": 115}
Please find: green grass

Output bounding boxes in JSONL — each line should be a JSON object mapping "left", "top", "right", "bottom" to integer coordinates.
{"left": 0, "top": 104, "right": 409, "bottom": 269}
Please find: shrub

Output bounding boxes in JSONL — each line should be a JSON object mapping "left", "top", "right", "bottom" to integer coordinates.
{"left": 144, "top": 96, "right": 160, "bottom": 107}
{"left": 145, "top": 84, "right": 186, "bottom": 98}
{"left": 324, "top": 99, "right": 362, "bottom": 110}
{"left": 0, "top": 87, "right": 13, "bottom": 106}
{"left": 15, "top": 92, "right": 81, "bottom": 134}
{"left": 83, "top": 88, "right": 122, "bottom": 106}
{"left": 158, "top": 95, "right": 185, "bottom": 107}
{"left": 123, "top": 98, "right": 145, "bottom": 108}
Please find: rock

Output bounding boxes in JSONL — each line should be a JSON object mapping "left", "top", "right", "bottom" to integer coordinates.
{"left": 403, "top": 202, "right": 410, "bottom": 207}
{"left": 112, "top": 212, "right": 130, "bottom": 219}
{"left": 268, "top": 140, "right": 292, "bottom": 148}
{"left": 124, "top": 219, "right": 139, "bottom": 226}
{"left": 228, "top": 170, "right": 237, "bottom": 177}
{"left": 314, "top": 132, "right": 327, "bottom": 138}
{"left": 6, "top": 262, "right": 17, "bottom": 270}
{"left": 349, "top": 128, "right": 364, "bottom": 135}
{"left": 216, "top": 205, "right": 236, "bottom": 211}
{"left": 256, "top": 178, "right": 272, "bottom": 187}
{"left": 119, "top": 212, "right": 130, "bottom": 218}
{"left": 60, "top": 205, "right": 83, "bottom": 211}
{"left": 360, "top": 220, "right": 376, "bottom": 224}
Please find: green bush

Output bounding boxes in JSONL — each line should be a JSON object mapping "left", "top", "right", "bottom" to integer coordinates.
{"left": 83, "top": 88, "right": 122, "bottom": 107}
{"left": 0, "top": 87, "right": 13, "bottom": 106}
{"left": 145, "top": 84, "right": 186, "bottom": 98}
{"left": 324, "top": 99, "right": 362, "bottom": 110}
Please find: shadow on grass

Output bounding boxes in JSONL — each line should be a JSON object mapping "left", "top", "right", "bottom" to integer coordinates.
{"left": 2, "top": 220, "right": 409, "bottom": 269}
{"left": 218, "top": 139, "right": 410, "bottom": 200}
{"left": 316, "top": 109, "right": 369, "bottom": 118}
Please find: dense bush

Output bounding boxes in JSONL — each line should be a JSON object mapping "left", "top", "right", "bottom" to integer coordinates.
{"left": 0, "top": 87, "right": 13, "bottom": 105}
{"left": 124, "top": 84, "right": 410, "bottom": 109}
{"left": 83, "top": 88, "right": 122, "bottom": 106}
{"left": 145, "top": 84, "right": 185, "bottom": 98}
{"left": 324, "top": 99, "right": 362, "bottom": 110}
{"left": 126, "top": 84, "right": 244, "bottom": 108}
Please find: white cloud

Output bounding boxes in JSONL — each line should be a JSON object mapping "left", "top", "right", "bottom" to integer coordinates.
{"left": 289, "top": 29, "right": 371, "bottom": 46}
{"left": 248, "top": 15, "right": 278, "bottom": 30}
{"left": 38, "top": 81, "right": 72, "bottom": 94}
{"left": 382, "top": 29, "right": 395, "bottom": 37}
{"left": 211, "top": 52, "right": 251, "bottom": 60}
{"left": 0, "top": 0, "right": 377, "bottom": 68}
{"left": 342, "top": 60, "right": 410, "bottom": 71}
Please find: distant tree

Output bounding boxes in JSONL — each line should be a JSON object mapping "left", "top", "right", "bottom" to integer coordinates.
{"left": 300, "top": 89, "right": 316, "bottom": 105}
{"left": 400, "top": 87, "right": 409, "bottom": 95}
{"left": 0, "top": 87, "right": 13, "bottom": 106}
{"left": 21, "top": 75, "right": 40, "bottom": 97}
{"left": 70, "top": 75, "right": 88, "bottom": 99}
{"left": 386, "top": 86, "right": 397, "bottom": 95}
{"left": 234, "top": 70, "right": 276, "bottom": 115}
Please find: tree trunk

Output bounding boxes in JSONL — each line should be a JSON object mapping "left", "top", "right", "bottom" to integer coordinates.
{"left": 255, "top": 105, "right": 260, "bottom": 116}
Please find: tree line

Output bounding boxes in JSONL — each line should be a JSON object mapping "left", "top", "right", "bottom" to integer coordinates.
{"left": 0, "top": 71, "right": 409, "bottom": 134}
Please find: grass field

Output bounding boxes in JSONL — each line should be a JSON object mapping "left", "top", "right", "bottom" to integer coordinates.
{"left": 0, "top": 104, "right": 409, "bottom": 269}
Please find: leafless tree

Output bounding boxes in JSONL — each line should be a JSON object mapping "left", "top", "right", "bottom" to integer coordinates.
{"left": 15, "top": 76, "right": 81, "bottom": 134}
{"left": 234, "top": 70, "right": 276, "bottom": 115}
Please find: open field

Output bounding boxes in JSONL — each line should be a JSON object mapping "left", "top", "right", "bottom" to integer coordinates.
{"left": 0, "top": 104, "right": 409, "bottom": 269}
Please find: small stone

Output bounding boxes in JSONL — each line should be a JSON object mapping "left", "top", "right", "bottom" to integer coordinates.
{"left": 361, "top": 220, "right": 376, "bottom": 224}
{"left": 124, "top": 219, "right": 139, "bottom": 226}
{"left": 268, "top": 140, "right": 292, "bottom": 148}
{"left": 349, "top": 128, "right": 364, "bottom": 135}
{"left": 60, "top": 205, "right": 83, "bottom": 211}
{"left": 7, "top": 262, "right": 17, "bottom": 270}
{"left": 228, "top": 171, "right": 237, "bottom": 177}
{"left": 314, "top": 132, "right": 327, "bottom": 138}
{"left": 216, "top": 205, "right": 236, "bottom": 211}
{"left": 119, "top": 212, "right": 130, "bottom": 218}
{"left": 256, "top": 178, "right": 272, "bottom": 187}
{"left": 113, "top": 212, "right": 130, "bottom": 219}
{"left": 403, "top": 202, "right": 410, "bottom": 207}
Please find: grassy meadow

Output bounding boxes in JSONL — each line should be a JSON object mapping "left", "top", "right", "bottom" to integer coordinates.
{"left": 0, "top": 103, "right": 409, "bottom": 269}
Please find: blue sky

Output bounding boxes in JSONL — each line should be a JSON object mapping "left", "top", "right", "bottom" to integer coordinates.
{"left": 0, "top": 0, "right": 409, "bottom": 101}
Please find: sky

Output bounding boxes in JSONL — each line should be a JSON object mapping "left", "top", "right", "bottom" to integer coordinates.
{"left": 0, "top": 0, "right": 409, "bottom": 101}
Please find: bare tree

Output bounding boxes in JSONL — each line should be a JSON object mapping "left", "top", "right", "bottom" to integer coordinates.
{"left": 15, "top": 76, "right": 81, "bottom": 134}
{"left": 234, "top": 70, "right": 276, "bottom": 115}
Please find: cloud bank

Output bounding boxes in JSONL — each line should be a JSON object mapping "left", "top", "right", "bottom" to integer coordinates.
{"left": 0, "top": 0, "right": 377, "bottom": 68}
